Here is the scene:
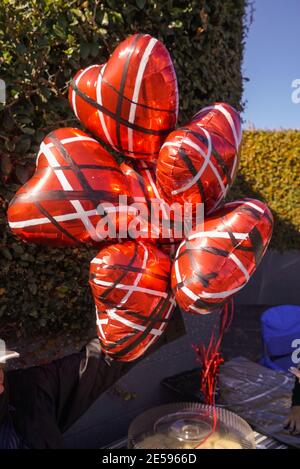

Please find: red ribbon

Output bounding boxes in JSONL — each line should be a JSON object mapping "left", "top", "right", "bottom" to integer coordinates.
{"left": 193, "top": 300, "right": 234, "bottom": 448}
{"left": 194, "top": 300, "right": 234, "bottom": 405}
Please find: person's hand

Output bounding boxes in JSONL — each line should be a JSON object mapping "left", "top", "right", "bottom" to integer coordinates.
{"left": 289, "top": 367, "right": 300, "bottom": 382}
{"left": 285, "top": 406, "right": 300, "bottom": 434}
{"left": 0, "top": 368, "right": 4, "bottom": 394}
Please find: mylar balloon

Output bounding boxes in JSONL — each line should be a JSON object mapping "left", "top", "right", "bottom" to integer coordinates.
{"left": 157, "top": 103, "right": 242, "bottom": 215}
{"left": 89, "top": 240, "right": 175, "bottom": 361}
{"left": 172, "top": 199, "right": 273, "bottom": 314}
{"left": 69, "top": 33, "right": 178, "bottom": 160}
{"left": 120, "top": 159, "right": 183, "bottom": 249}
{"left": 7, "top": 128, "right": 131, "bottom": 246}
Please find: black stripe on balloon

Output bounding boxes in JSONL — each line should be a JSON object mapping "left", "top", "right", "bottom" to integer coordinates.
{"left": 105, "top": 293, "right": 172, "bottom": 353}
{"left": 235, "top": 245, "right": 253, "bottom": 253}
{"left": 221, "top": 216, "right": 240, "bottom": 248}
{"left": 173, "top": 268, "right": 218, "bottom": 291}
{"left": 34, "top": 202, "right": 80, "bottom": 244}
{"left": 118, "top": 307, "right": 170, "bottom": 327}
{"left": 176, "top": 245, "right": 229, "bottom": 261}
{"left": 97, "top": 242, "right": 139, "bottom": 300}
{"left": 174, "top": 243, "right": 190, "bottom": 262}
{"left": 264, "top": 209, "right": 273, "bottom": 225}
{"left": 95, "top": 300, "right": 168, "bottom": 326}
{"left": 239, "top": 206, "right": 261, "bottom": 221}
{"left": 106, "top": 293, "right": 173, "bottom": 357}
{"left": 173, "top": 238, "right": 223, "bottom": 294}
{"left": 195, "top": 272, "right": 219, "bottom": 288}
{"left": 99, "top": 69, "right": 175, "bottom": 114}
{"left": 63, "top": 164, "right": 122, "bottom": 173}
{"left": 249, "top": 226, "right": 264, "bottom": 266}
{"left": 115, "top": 34, "right": 142, "bottom": 151}
{"left": 189, "top": 271, "right": 218, "bottom": 290}
{"left": 91, "top": 263, "right": 169, "bottom": 282}
{"left": 221, "top": 210, "right": 265, "bottom": 264}
{"left": 196, "top": 246, "right": 229, "bottom": 257}
{"left": 185, "top": 240, "right": 219, "bottom": 289}
{"left": 178, "top": 244, "right": 227, "bottom": 287}
{"left": 104, "top": 309, "right": 171, "bottom": 353}
{"left": 14, "top": 189, "right": 122, "bottom": 204}
{"left": 48, "top": 134, "right": 98, "bottom": 208}
{"left": 105, "top": 334, "right": 132, "bottom": 349}
{"left": 36, "top": 165, "right": 123, "bottom": 173}
{"left": 174, "top": 277, "right": 226, "bottom": 309}
{"left": 181, "top": 127, "right": 232, "bottom": 186}
{"left": 178, "top": 148, "right": 206, "bottom": 202}
{"left": 70, "top": 81, "right": 173, "bottom": 137}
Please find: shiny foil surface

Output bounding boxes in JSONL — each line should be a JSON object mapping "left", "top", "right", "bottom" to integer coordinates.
{"left": 89, "top": 240, "right": 175, "bottom": 361}
{"left": 171, "top": 199, "right": 273, "bottom": 314}
{"left": 120, "top": 159, "right": 183, "bottom": 252}
{"left": 69, "top": 33, "right": 178, "bottom": 160}
{"left": 157, "top": 103, "right": 242, "bottom": 215}
{"left": 7, "top": 128, "right": 130, "bottom": 246}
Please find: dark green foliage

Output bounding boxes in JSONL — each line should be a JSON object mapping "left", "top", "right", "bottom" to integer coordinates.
{"left": 0, "top": 0, "right": 247, "bottom": 338}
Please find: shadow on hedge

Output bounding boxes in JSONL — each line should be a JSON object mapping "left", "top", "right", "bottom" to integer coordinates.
{"left": 229, "top": 173, "right": 300, "bottom": 251}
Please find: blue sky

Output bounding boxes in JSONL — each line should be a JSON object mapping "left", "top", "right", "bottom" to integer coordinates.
{"left": 242, "top": 0, "right": 300, "bottom": 129}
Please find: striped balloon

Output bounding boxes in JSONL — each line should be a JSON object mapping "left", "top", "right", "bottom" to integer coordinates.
{"left": 120, "top": 159, "right": 182, "bottom": 254}
{"left": 7, "top": 128, "right": 131, "bottom": 246}
{"left": 172, "top": 199, "right": 273, "bottom": 315}
{"left": 157, "top": 102, "right": 242, "bottom": 215}
{"left": 69, "top": 34, "right": 178, "bottom": 160}
{"left": 89, "top": 241, "right": 175, "bottom": 361}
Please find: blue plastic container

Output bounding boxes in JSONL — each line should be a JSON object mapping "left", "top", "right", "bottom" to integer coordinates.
{"left": 260, "top": 305, "right": 300, "bottom": 371}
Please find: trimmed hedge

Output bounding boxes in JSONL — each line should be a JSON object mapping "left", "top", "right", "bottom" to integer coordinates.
{"left": 0, "top": 0, "right": 248, "bottom": 339}
{"left": 229, "top": 131, "right": 300, "bottom": 251}
{"left": 0, "top": 0, "right": 247, "bottom": 185}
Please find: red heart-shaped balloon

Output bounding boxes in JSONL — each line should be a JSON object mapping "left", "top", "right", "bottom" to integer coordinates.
{"left": 120, "top": 159, "right": 183, "bottom": 252}
{"left": 157, "top": 102, "right": 242, "bottom": 214}
{"left": 69, "top": 33, "right": 178, "bottom": 160}
{"left": 171, "top": 198, "right": 273, "bottom": 314}
{"left": 89, "top": 240, "right": 175, "bottom": 361}
{"left": 7, "top": 128, "right": 131, "bottom": 246}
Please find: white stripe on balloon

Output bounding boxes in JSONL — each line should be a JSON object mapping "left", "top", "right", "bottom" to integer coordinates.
{"left": 96, "top": 63, "right": 118, "bottom": 150}
{"left": 127, "top": 37, "right": 158, "bottom": 154}
{"left": 72, "top": 64, "right": 99, "bottom": 119}
{"left": 40, "top": 142, "right": 102, "bottom": 242}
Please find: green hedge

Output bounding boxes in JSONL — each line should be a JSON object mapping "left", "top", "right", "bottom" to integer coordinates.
{"left": 0, "top": 0, "right": 247, "bottom": 185}
{"left": 229, "top": 130, "right": 300, "bottom": 251}
{"left": 0, "top": 0, "right": 247, "bottom": 338}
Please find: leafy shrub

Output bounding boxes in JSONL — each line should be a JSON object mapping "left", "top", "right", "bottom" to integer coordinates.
{"left": 0, "top": 0, "right": 247, "bottom": 338}
{"left": 230, "top": 130, "right": 300, "bottom": 251}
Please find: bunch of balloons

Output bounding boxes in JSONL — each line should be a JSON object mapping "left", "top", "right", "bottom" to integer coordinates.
{"left": 7, "top": 33, "right": 273, "bottom": 363}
